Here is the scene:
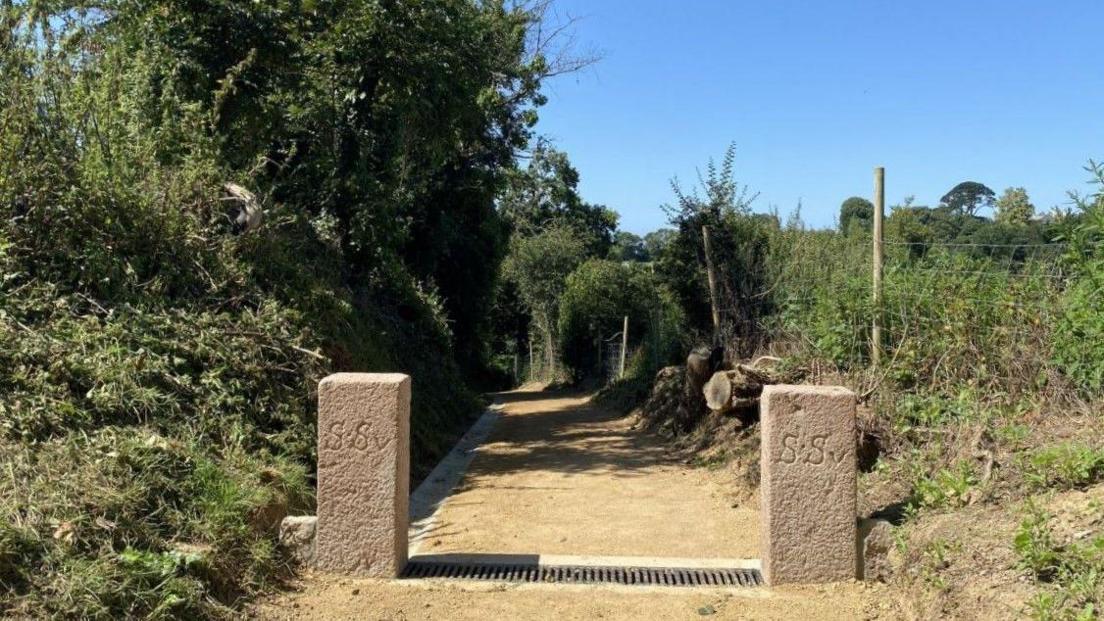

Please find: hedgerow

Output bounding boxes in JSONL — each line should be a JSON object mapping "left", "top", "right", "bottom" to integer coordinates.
{"left": 1, "top": 1, "right": 552, "bottom": 616}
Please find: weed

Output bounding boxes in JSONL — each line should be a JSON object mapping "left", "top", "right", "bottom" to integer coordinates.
{"left": 918, "top": 538, "right": 960, "bottom": 589}
{"left": 1023, "top": 444, "right": 1104, "bottom": 491}
{"left": 909, "top": 462, "right": 978, "bottom": 512}
{"left": 1015, "top": 504, "right": 1104, "bottom": 620}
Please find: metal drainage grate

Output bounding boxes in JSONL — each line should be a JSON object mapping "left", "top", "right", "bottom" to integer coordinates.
{"left": 402, "top": 561, "right": 762, "bottom": 588}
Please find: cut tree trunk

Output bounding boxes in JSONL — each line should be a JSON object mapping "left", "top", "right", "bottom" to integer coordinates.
{"left": 702, "top": 357, "right": 788, "bottom": 413}
{"left": 703, "top": 369, "right": 765, "bottom": 413}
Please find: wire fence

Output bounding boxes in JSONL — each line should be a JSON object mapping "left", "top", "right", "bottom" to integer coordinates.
{"left": 513, "top": 227, "right": 1073, "bottom": 396}
{"left": 601, "top": 333, "right": 624, "bottom": 384}
{"left": 746, "top": 233, "right": 1072, "bottom": 398}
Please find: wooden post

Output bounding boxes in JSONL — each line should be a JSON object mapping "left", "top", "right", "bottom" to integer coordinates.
{"left": 528, "top": 339, "right": 534, "bottom": 381}
{"left": 597, "top": 335, "right": 603, "bottom": 380}
{"left": 701, "top": 225, "right": 721, "bottom": 344}
{"left": 872, "top": 167, "right": 885, "bottom": 368}
{"left": 619, "top": 316, "right": 629, "bottom": 379}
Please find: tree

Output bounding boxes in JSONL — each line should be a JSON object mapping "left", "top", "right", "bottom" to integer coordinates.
{"left": 643, "top": 228, "right": 676, "bottom": 259}
{"left": 557, "top": 260, "right": 653, "bottom": 378}
{"left": 609, "top": 231, "right": 648, "bottom": 262}
{"left": 656, "top": 144, "right": 769, "bottom": 352}
{"left": 839, "top": 197, "right": 874, "bottom": 234}
{"left": 498, "top": 144, "right": 618, "bottom": 256}
{"left": 995, "top": 187, "right": 1035, "bottom": 225}
{"left": 502, "top": 224, "right": 588, "bottom": 376}
{"left": 940, "top": 181, "right": 996, "bottom": 216}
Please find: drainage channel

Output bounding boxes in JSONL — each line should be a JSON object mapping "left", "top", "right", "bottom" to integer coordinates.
{"left": 402, "top": 560, "right": 763, "bottom": 588}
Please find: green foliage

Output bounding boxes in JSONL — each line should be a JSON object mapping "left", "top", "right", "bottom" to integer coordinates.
{"left": 771, "top": 228, "right": 1061, "bottom": 397}
{"left": 908, "top": 462, "right": 977, "bottom": 511}
{"left": 1023, "top": 444, "right": 1104, "bottom": 491}
{"left": 886, "top": 200, "right": 1058, "bottom": 263}
{"left": 1016, "top": 505, "right": 1065, "bottom": 579}
{"left": 557, "top": 260, "right": 684, "bottom": 380}
{"left": 499, "top": 144, "right": 619, "bottom": 257}
{"left": 894, "top": 391, "right": 981, "bottom": 430}
{"left": 0, "top": 0, "right": 565, "bottom": 616}
{"left": 497, "top": 146, "right": 621, "bottom": 380}
{"left": 502, "top": 224, "right": 588, "bottom": 369}
{"left": 997, "top": 187, "right": 1036, "bottom": 226}
{"left": 940, "top": 181, "right": 996, "bottom": 217}
{"left": 643, "top": 228, "right": 676, "bottom": 259}
{"left": 1, "top": 426, "right": 311, "bottom": 619}
{"left": 1053, "top": 162, "right": 1104, "bottom": 395}
{"left": 656, "top": 144, "right": 772, "bottom": 352}
{"left": 609, "top": 231, "right": 649, "bottom": 262}
{"left": 1015, "top": 505, "right": 1104, "bottom": 621}
{"left": 840, "top": 196, "right": 874, "bottom": 234}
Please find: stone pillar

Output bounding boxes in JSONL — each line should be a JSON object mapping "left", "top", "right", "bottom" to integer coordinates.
{"left": 315, "top": 373, "right": 410, "bottom": 577}
{"left": 760, "top": 385, "right": 857, "bottom": 585}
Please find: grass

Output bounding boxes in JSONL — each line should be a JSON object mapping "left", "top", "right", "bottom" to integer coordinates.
{"left": 1015, "top": 505, "right": 1104, "bottom": 620}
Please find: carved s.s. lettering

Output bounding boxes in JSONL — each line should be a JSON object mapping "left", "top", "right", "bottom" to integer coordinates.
{"left": 323, "top": 421, "right": 345, "bottom": 450}
{"left": 779, "top": 433, "right": 799, "bottom": 464}
{"left": 353, "top": 422, "right": 372, "bottom": 451}
{"left": 805, "top": 435, "right": 826, "bottom": 465}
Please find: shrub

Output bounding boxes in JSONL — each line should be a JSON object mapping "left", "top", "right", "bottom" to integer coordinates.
{"left": 558, "top": 259, "right": 684, "bottom": 381}
{"left": 1053, "top": 273, "right": 1104, "bottom": 394}
{"left": 1052, "top": 162, "right": 1104, "bottom": 395}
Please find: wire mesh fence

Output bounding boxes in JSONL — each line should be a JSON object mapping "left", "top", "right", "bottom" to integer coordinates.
{"left": 602, "top": 334, "right": 624, "bottom": 384}
{"left": 750, "top": 232, "right": 1071, "bottom": 399}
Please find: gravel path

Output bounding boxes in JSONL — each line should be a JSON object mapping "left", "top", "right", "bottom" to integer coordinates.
{"left": 414, "top": 388, "right": 759, "bottom": 558}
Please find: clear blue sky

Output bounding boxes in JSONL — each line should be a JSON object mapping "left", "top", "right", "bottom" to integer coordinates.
{"left": 533, "top": 0, "right": 1104, "bottom": 235}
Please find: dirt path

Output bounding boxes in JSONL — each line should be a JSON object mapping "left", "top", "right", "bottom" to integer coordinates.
{"left": 258, "top": 388, "right": 896, "bottom": 620}
{"left": 413, "top": 388, "right": 759, "bottom": 558}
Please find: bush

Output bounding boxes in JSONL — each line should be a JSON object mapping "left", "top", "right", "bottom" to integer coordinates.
{"left": 1053, "top": 276, "right": 1104, "bottom": 394}
{"left": 557, "top": 259, "right": 684, "bottom": 381}
{"left": 1052, "top": 198, "right": 1104, "bottom": 394}
{"left": 655, "top": 145, "right": 774, "bottom": 352}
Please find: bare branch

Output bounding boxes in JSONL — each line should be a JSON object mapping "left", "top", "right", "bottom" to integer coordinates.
{"left": 518, "top": 0, "right": 602, "bottom": 80}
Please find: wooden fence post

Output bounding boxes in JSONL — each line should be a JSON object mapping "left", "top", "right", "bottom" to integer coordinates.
{"left": 702, "top": 225, "right": 721, "bottom": 344}
{"left": 619, "top": 316, "right": 628, "bottom": 379}
{"left": 872, "top": 167, "right": 885, "bottom": 368}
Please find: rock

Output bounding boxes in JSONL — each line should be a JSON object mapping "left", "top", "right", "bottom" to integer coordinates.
{"left": 250, "top": 492, "right": 289, "bottom": 534}
{"left": 279, "top": 515, "right": 318, "bottom": 565}
{"left": 858, "top": 518, "right": 895, "bottom": 581}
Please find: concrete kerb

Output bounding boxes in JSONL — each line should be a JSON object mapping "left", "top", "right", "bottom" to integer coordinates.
{"left": 409, "top": 404, "right": 502, "bottom": 555}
